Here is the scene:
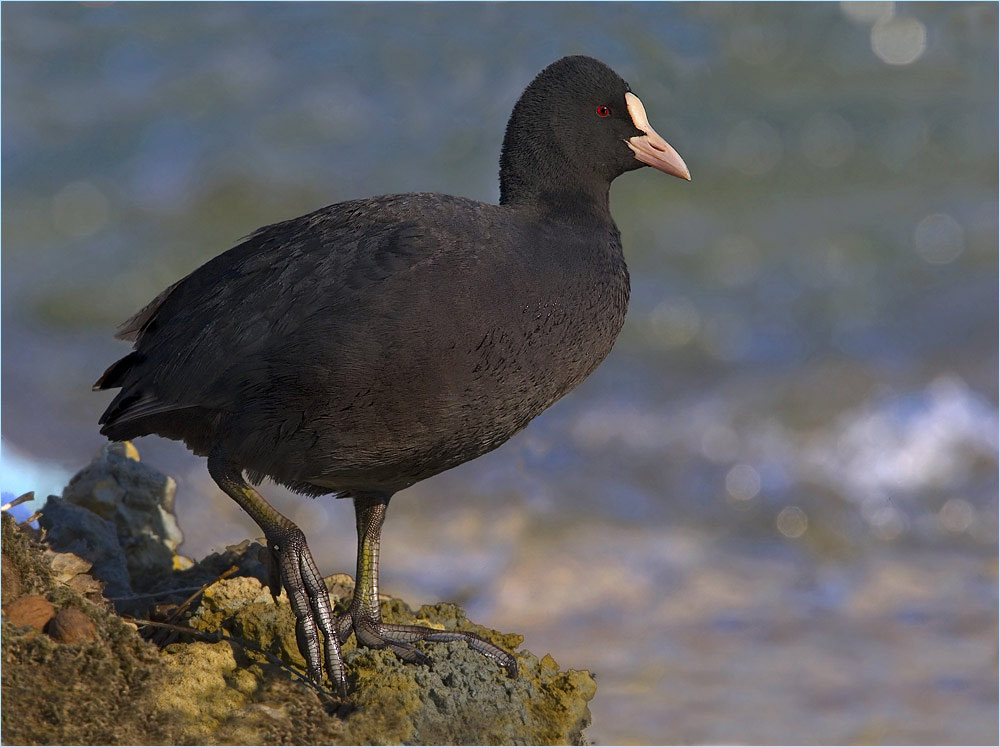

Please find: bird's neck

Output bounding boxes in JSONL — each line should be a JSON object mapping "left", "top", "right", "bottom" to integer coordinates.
{"left": 498, "top": 122, "right": 614, "bottom": 224}
{"left": 500, "top": 169, "right": 613, "bottom": 225}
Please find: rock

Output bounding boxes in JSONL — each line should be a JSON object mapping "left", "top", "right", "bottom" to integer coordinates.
{"left": 343, "top": 641, "right": 596, "bottom": 745}
{"left": 2, "top": 553, "right": 22, "bottom": 604}
{"left": 3, "top": 457, "right": 598, "bottom": 745}
{"left": 39, "top": 495, "right": 133, "bottom": 599}
{"left": 44, "top": 549, "right": 104, "bottom": 597}
{"left": 153, "top": 640, "right": 270, "bottom": 742}
{"left": 189, "top": 575, "right": 297, "bottom": 655}
{"left": 173, "top": 538, "right": 270, "bottom": 589}
{"left": 181, "top": 569, "right": 596, "bottom": 744}
{"left": 324, "top": 572, "right": 357, "bottom": 601}
{"left": 67, "top": 573, "right": 107, "bottom": 596}
{"left": 2, "top": 512, "right": 55, "bottom": 597}
{"left": 61, "top": 441, "right": 189, "bottom": 586}
{"left": 45, "top": 549, "right": 93, "bottom": 579}
{"left": 2, "top": 518, "right": 181, "bottom": 745}
{"left": 344, "top": 604, "right": 595, "bottom": 745}
{"left": 46, "top": 607, "right": 99, "bottom": 644}
{"left": 4, "top": 594, "right": 56, "bottom": 631}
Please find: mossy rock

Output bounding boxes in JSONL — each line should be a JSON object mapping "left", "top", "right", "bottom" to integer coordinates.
{"left": 2, "top": 514, "right": 596, "bottom": 744}
{"left": 182, "top": 575, "right": 595, "bottom": 744}
{"left": 1, "top": 514, "right": 181, "bottom": 744}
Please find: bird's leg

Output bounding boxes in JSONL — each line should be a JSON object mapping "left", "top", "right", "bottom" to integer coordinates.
{"left": 207, "top": 448, "right": 347, "bottom": 697}
{"left": 338, "top": 492, "right": 518, "bottom": 678}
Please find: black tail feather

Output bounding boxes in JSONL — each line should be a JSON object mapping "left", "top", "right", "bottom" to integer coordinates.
{"left": 93, "top": 351, "right": 144, "bottom": 391}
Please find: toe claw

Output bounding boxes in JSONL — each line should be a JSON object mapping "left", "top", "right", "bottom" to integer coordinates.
{"left": 387, "top": 641, "right": 433, "bottom": 667}
{"left": 264, "top": 543, "right": 283, "bottom": 601}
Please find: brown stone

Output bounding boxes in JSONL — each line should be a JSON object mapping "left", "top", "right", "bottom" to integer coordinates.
{"left": 4, "top": 594, "right": 55, "bottom": 631}
{"left": 46, "top": 607, "right": 98, "bottom": 644}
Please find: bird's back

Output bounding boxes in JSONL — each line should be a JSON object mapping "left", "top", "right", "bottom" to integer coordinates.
{"left": 98, "top": 192, "right": 629, "bottom": 494}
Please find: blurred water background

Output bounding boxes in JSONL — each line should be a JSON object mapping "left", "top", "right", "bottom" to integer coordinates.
{"left": 2, "top": 2, "right": 997, "bottom": 744}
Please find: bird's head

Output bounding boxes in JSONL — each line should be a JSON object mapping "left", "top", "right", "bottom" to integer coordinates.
{"left": 500, "top": 55, "right": 690, "bottom": 206}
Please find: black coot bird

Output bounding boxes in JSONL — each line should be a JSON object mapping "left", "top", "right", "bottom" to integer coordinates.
{"left": 96, "top": 55, "right": 689, "bottom": 696}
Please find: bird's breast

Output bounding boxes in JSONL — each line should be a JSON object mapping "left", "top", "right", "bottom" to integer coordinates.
{"left": 440, "top": 239, "right": 630, "bottom": 441}
{"left": 294, "top": 225, "right": 630, "bottom": 490}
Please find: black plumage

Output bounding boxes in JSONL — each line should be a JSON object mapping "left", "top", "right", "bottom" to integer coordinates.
{"left": 96, "top": 55, "right": 689, "bottom": 695}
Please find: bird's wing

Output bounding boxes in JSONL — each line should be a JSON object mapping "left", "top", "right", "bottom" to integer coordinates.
{"left": 98, "top": 194, "right": 491, "bottom": 433}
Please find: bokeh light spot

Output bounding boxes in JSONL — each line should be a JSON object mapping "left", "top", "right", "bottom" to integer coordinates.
{"left": 914, "top": 213, "right": 964, "bottom": 264}
{"left": 938, "top": 498, "right": 975, "bottom": 533}
{"left": 871, "top": 16, "right": 927, "bottom": 66}
{"left": 776, "top": 506, "right": 808, "bottom": 538}
{"left": 869, "top": 505, "right": 907, "bottom": 540}
{"left": 726, "top": 464, "right": 761, "bottom": 501}
{"left": 51, "top": 180, "right": 109, "bottom": 238}
{"left": 650, "top": 298, "right": 701, "bottom": 348}
{"left": 840, "top": 1, "right": 895, "bottom": 25}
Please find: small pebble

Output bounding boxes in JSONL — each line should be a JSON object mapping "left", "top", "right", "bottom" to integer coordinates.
{"left": 46, "top": 607, "right": 98, "bottom": 644}
{"left": 4, "top": 594, "right": 56, "bottom": 631}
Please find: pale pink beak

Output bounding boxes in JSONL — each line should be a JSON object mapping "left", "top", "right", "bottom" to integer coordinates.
{"left": 624, "top": 92, "right": 691, "bottom": 181}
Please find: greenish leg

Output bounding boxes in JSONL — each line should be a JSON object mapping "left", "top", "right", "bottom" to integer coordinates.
{"left": 337, "top": 492, "right": 519, "bottom": 677}
{"left": 208, "top": 448, "right": 347, "bottom": 697}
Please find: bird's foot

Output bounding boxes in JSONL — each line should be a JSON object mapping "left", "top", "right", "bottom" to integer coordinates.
{"left": 335, "top": 607, "right": 518, "bottom": 678}
{"left": 264, "top": 523, "right": 348, "bottom": 697}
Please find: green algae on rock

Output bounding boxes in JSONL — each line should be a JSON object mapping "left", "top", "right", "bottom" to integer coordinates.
{"left": 179, "top": 572, "right": 596, "bottom": 744}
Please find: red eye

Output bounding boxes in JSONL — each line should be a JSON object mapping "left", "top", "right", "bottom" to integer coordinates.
{"left": 596, "top": 105, "right": 610, "bottom": 118}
